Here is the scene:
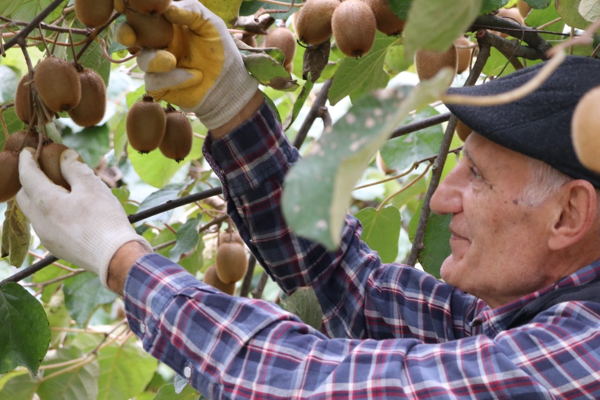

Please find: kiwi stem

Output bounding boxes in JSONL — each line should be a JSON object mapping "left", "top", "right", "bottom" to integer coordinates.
{"left": 100, "top": 38, "right": 140, "bottom": 64}
{"left": 68, "top": 30, "right": 79, "bottom": 65}
{"left": 37, "top": 25, "right": 51, "bottom": 56}
{"left": 0, "top": 109, "right": 9, "bottom": 141}
{"left": 75, "top": 12, "right": 120, "bottom": 61}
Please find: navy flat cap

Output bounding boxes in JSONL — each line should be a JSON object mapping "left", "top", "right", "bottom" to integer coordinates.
{"left": 445, "top": 55, "right": 600, "bottom": 187}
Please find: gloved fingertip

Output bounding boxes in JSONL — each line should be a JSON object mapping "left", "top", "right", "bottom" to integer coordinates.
{"left": 16, "top": 189, "right": 30, "bottom": 211}
{"left": 60, "top": 149, "right": 82, "bottom": 165}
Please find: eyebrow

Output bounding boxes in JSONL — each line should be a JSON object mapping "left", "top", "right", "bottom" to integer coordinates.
{"left": 463, "top": 147, "right": 475, "bottom": 164}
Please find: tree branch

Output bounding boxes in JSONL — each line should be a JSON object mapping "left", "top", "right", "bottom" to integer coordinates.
{"left": 406, "top": 41, "right": 492, "bottom": 267}
{"left": 1, "top": 0, "right": 67, "bottom": 52}
{"left": 293, "top": 78, "right": 333, "bottom": 149}
{"left": 0, "top": 186, "right": 224, "bottom": 285}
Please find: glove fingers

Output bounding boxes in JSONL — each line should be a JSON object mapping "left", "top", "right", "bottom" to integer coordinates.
{"left": 145, "top": 68, "right": 197, "bottom": 92}
{"left": 18, "top": 149, "right": 64, "bottom": 198}
{"left": 60, "top": 150, "right": 107, "bottom": 193}
{"left": 16, "top": 189, "right": 31, "bottom": 215}
{"left": 138, "top": 49, "right": 177, "bottom": 73}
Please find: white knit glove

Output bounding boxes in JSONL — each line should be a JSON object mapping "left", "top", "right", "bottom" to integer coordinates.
{"left": 17, "top": 149, "right": 152, "bottom": 288}
{"left": 133, "top": 0, "right": 259, "bottom": 129}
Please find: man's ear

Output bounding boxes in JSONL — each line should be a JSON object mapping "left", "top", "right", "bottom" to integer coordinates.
{"left": 548, "top": 180, "right": 598, "bottom": 250}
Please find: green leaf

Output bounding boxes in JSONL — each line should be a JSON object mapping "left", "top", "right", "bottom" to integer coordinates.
{"left": 170, "top": 218, "right": 200, "bottom": 262}
{"left": 524, "top": 1, "right": 564, "bottom": 41}
{"left": 389, "top": 0, "right": 413, "bottom": 19}
{"left": 63, "top": 272, "right": 119, "bottom": 326}
{"left": 408, "top": 202, "right": 452, "bottom": 278}
{"left": 37, "top": 347, "right": 100, "bottom": 400}
{"left": 137, "top": 183, "right": 183, "bottom": 215}
{"left": 200, "top": 0, "right": 244, "bottom": 26}
{"left": 111, "top": 113, "right": 128, "bottom": 164}
{"left": 384, "top": 43, "right": 413, "bottom": 76}
{"left": 285, "top": 79, "right": 314, "bottom": 130}
{"left": 61, "top": 125, "right": 110, "bottom": 168}
{"left": 328, "top": 33, "right": 399, "bottom": 105}
{"left": 403, "top": 0, "right": 483, "bottom": 58}
{"left": 379, "top": 106, "right": 444, "bottom": 172}
{"left": 43, "top": 290, "right": 71, "bottom": 349}
{"left": 524, "top": 0, "right": 552, "bottom": 7}
{"left": 0, "top": 283, "right": 50, "bottom": 374}
{"left": 556, "top": 0, "right": 591, "bottom": 28}
{"left": 0, "top": 371, "right": 39, "bottom": 400}
{"left": 152, "top": 384, "right": 200, "bottom": 400}
{"left": 179, "top": 239, "right": 204, "bottom": 276}
{"left": 282, "top": 71, "right": 453, "bottom": 250}
{"left": 481, "top": 47, "right": 517, "bottom": 77}
{"left": 242, "top": 53, "right": 299, "bottom": 91}
{"left": 480, "top": 0, "right": 511, "bottom": 13}
{"left": 0, "top": 107, "right": 25, "bottom": 150}
{"left": 71, "top": 28, "right": 111, "bottom": 85}
{"left": 239, "top": 0, "right": 296, "bottom": 18}
{"left": 128, "top": 136, "right": 203, "bottom": 188}
{"left": 280, "top": 287, "right": 323, "bottom": 331}
{"left": 1, "top": 0, "right": 64, "bottom": 24}
{"left": 95, "top": 337, "right": 158, "bottom": 400}
{"left": 354, "top": 206, "right": 401, "bottom": 263}
{"left": 579, "top": 0, "right": 600, "bottom": 22}
{"left": 2, "top": 200, "right": 31, "bottom": 268}
{"left": 33, "top": 264, "right": 69, "bottom": 303}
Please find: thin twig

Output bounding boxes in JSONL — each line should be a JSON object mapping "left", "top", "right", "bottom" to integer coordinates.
{"left": 377, "top": 163, "right": 432, "bottom": 212}
{"left": 100, "top": 38, "right": 139, "bottom": 64}
{"left": 75, "top": 12, "right": 119, "bottom": 61}
{"left": 256, "top": 0, "right": 298, "bottom": 18}
{"left": 251, "top": 271, "right": 270, "bottom": 299}
{"left": 406, "top": 41, "right": 491, "bottom": 266}
{"left": 1, "top": 0, "right": 67, "bottom": 52}
{"left": 239, "top": 255, "right": 257, "bottom": 297}
{"left": 0, "top": 16, "right": 89, "bottom": 35}
{"left": 293, "top": 79, "right": 333, "bottom": 149}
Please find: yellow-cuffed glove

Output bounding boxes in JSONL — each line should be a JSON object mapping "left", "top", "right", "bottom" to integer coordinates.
{"left": 129, "top": 0, "right": 258, "bottom": 129}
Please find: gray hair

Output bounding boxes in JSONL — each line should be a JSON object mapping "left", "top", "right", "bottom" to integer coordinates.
{"left": 519, "top": 157, "right": 572, "bottom": 207}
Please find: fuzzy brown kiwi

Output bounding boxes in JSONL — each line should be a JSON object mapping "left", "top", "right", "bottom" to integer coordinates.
{"left": 265, "top": 27, "right": 297, "bottom": 67}
{"left": 454, "top": 36, "right": 473, "bottom": 74}
{"left": 517, "top": 0, "right": 531, "bottom": 18}
{"left": 332, "top": 0, "right": 377, "bottom": 58}
{"left": 203, "top": 265, "right": 236, "bottom": 295}
{"left": 159, "top": 108, "right": 193, "bottom": 162}
{"left": 234, "top": 33, "right": 258, "bottom": 48}
{"left": 414, "top": 44, "right": 458, "bottom": 81}
{"left": 0, "top": 151, "right": 21, "bottom": 203}
{"left": 362, "top": 0, "right": 405, "bottom": 35}
{"left": 15, "top": 75, "right": 32, "bottom": 123}
{"left": 127, "top": 95, "right": 167, "bottom": 153}
{"left": 4, "top": 130, "right": 40, "bottom": 153}
{"left": 295, "top": 0, "right": 340, "bottom": 45}
{"left": 455, "top": 120, "right": 472, "bottom": 142}
{"left": 75, "top": 0, "right": 114, "bottom": 28}
{"left": 572, "top": 86, "right": 600, "bottom": 173}
{"left": 125, "top": 9, "right": 174, "bottom": 49}
{"left": 215, "top": 241, "right": 248, "bottom": 284}
{"left": 34, "top": 57, "right": 81, "bottom": 113}
{"left": 68, "top": 68, "right": 107, "bottom": 127}
{"left": 39, "top": 143, "right": 81, "bottom": 190}
{"left": 129, "top": 0, "right": 171, "bottom": 14}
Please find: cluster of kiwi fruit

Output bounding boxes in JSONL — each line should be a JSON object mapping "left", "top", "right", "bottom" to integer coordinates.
{"left": 203, "top": 231, "right": 248, "bottom": 295}
{"left": 126, "top": 95, "right": 193, "bottom": 162}
{"left": 295, "top": 0, "right": 405, "bottom": 58}
{"left": 414, "top": 36, "right": 474, "bottom": 83}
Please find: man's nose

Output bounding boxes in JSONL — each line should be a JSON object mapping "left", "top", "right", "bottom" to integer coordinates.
{"left": 430, "top": 166, "right": 464, "bottom": 216}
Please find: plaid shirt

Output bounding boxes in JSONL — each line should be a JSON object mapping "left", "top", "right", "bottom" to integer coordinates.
{"left": 124, "top": 101, "right": 600, "bottom": 399}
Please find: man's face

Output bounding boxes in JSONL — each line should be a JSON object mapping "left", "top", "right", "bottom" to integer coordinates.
{"left": 430, "top": 133, "right": 556, "bottom": 308}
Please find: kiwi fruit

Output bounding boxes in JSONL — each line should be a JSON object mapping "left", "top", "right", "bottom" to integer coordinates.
{"left": 129, "top": 0, "right": 171, "bottom": 14}
{"left": 495, "top": 7, "right": 525, "bottom": 38}
{"left": 159, "top": 108, "right": 193, "bottom": 162}
{"left": 454, "top": 36, "right": 473, "bottom": 74}
{"left": 414, "top": 44, "right": 458, "bottom": 81}
{"left": 219, "top": 231, "right": 245, "bottom": 246}
{"left": 455, "top": 120, "right": 472, "bottom": 142}
{"left": 4, "top": 130, "right": 40, "bottom": 153}
{"left": 265, "top": 27, "right": 297, "bottom": 69}
{"left": 68, "top": 68, "right": 107, "bottom": 127}
{"left": 39, "top": 143, "right": 80, "bottom": 190}
{"left": 0, "top": 151, "right": 21, "bottom": 203}
{"left": 295, "top": 0, "right": 340, "bottom": 45}
{"left": 125, "top": 9, "right": 174, "bottom": 49}
{"left": 572, "top": 86, "right": 600, "bottom": 173}
{"left": 75, "top": 0, "right": 114, "bottom": 28}
{"left": 15, "top": 75, "right": 32, "bottom": 123}
{"left": 234, "top": 33, "right": 257, "bottom": 48}
{"left": 127, "top": 95, "right": 167, "bottom": 153}
{"left": 517, "top": 0, "right": 532, "bottom": 18}
{"left": 34, "top": 56, "right": 81, "bottom": 113}
{"left": 203, "top": 265, "right": 236, "bottom": 295}
{"left": 332, "top": 0, "right": 377, "bottom": 58}
{"left": 215, "top": 241, "right": 248, "bottom": 284}
{"left": 362, "top": 0, "right": 405, "bottom": 35}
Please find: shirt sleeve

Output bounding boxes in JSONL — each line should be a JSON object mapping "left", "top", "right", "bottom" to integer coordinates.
{"left": 123, "top": 254, "right": 600, "bottom": 399}
{"left": 203, "top": 100, "right": 482, "bottom": 343}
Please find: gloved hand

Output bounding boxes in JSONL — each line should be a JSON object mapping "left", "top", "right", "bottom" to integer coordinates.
{"left": 16, "top": 149, "right": 153, "bottom": 288}
{"left": 124, "top": 0, "right": 259, "bottom": 130}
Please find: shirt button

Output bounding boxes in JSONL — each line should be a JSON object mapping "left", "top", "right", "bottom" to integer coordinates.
{"left": 139, "top": 323, "right": 146, "bottom": 334}
{"left": 183, "top": 366, "right": 192, "bottom": 378}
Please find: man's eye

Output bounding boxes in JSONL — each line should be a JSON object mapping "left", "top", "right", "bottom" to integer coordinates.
{"left": 469, "top": 166, "right": 482, "bottom": 179}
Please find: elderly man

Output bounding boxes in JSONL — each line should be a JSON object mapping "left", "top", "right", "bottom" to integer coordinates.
{"left": 15, "top": 1, "right": 600, "bottom": 398}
